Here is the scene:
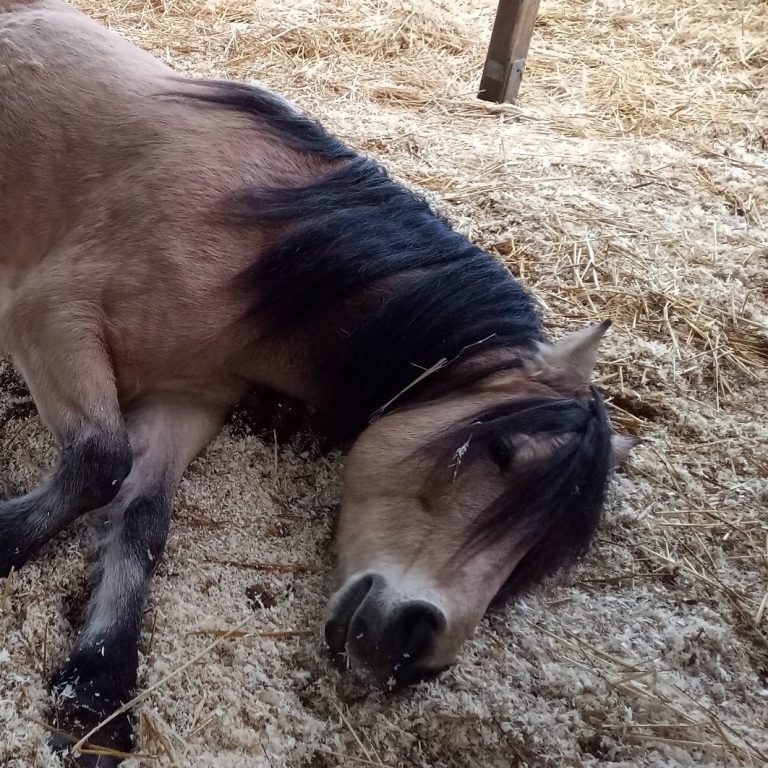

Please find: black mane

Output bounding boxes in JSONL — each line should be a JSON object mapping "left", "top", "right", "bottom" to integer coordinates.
{"left": 181, "top": 81, "right": 542, "bottom": 438}
{"left": 181, "top": 80, "right": 544, "bottom": 437}
{"left": 241, "top": 155, "right": 542, "bottom": 438}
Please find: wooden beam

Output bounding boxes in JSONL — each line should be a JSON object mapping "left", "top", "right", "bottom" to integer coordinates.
{"left": 478, "top": 0, "right": 540, "bottom": 103}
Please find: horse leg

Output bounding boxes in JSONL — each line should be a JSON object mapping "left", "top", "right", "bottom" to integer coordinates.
{"left": 0, "top": 302, "right": 132, "bottom": 575}
{"left": 49, "top": 393, "right": 228, "bottom": 765}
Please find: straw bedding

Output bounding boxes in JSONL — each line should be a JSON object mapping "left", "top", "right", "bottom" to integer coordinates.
{"left": 1, "top": 0, "right": 766, "bottom": 765}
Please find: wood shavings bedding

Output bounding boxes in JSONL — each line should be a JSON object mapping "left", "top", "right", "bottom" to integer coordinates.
{"left": 1, "top": 0, "right": 766, "bottom": 764}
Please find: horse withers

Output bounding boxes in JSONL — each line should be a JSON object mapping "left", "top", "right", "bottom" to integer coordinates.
{"left": 0, "top": 0, "right": 636, "bottom": 761}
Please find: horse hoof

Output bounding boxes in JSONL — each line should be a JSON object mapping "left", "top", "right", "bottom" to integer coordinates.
{"left": 50, "top": 729, "right": 126, "bottom": 768}
{"left": 48, "top": 686, "right": 134, "bottom": 768}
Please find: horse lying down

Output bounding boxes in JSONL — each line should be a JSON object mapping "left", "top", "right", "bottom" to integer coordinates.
{"left": 0, "top": 0, "right": 636, "bottom": 762}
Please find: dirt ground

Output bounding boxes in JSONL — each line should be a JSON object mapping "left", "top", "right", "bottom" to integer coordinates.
{"left": 1, "top": 0, "right": 766, "bottom": 766}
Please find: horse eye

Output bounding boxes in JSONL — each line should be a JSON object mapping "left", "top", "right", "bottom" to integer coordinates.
{"left": 488, "top": 437, "right": 514, "bottom": 471}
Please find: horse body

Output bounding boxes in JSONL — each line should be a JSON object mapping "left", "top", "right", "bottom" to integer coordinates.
{"left": 0, "top": 1, "right": 634, "bottom": 762}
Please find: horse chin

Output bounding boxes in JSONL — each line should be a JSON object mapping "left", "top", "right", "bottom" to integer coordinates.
{"left": 350, "top": 657, "right": 448, "bottom": 690}
{"left": 337, "top": 641, "right": 450, "bottom": 690}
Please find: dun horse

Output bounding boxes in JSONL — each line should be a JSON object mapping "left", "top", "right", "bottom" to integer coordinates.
{"left": 0, "top": 0, "right": 635, "bottom": 762}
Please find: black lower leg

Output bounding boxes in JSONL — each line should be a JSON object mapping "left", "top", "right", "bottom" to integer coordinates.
{"left": 50, "top": 485, "right": 171, "bottom": 762}
{"left": 0, "top": 430, "right": 132, "bottom": 576}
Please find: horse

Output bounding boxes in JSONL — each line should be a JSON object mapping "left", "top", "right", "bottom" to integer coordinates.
{"left": 0, "top": 0, "right": 636, "bottom": 762}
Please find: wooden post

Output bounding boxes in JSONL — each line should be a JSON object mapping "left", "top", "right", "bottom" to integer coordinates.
{"left": 478, "top": 0, "right": 540, "bottom": 103}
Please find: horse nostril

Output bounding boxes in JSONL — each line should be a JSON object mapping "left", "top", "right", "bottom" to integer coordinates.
{"left": 389, "top": 601, "right": 445, "bottom": 663}
{"left": 325, "top": 573, "right": 386, "bottom": 658}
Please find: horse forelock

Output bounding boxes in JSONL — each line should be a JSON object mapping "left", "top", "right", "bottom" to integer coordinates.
{"left": 417, "top": 388, "right": 612, "bottom": 598}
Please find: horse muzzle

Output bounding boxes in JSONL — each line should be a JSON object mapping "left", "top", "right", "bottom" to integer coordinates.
{"left": 325, "top": 572, "right": 450, "bottom": 687}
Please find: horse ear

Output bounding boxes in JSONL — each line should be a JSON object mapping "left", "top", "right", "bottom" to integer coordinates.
{"left": 526, "top": 320, "right": 611, "bottom": 393}
{"left": 610, "top": 433, "right": 641, "bottom": 469}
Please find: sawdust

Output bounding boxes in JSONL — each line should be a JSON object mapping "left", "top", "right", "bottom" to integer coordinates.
{"left": 1, "top": 0, "right": 767, "bottom": 765}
